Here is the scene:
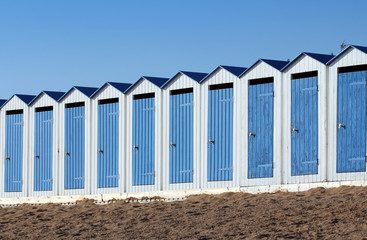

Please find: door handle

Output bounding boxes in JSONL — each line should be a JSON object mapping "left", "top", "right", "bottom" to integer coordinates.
{"left": 208, "top": 139, "right": 214, "bottom": 144}
{"left": 338, "top": 123, "right": 345, "bottom": 129}
{"left": 98, "top": 149, "right": 103, "bottom": 153}
{"left": 248, "top": 132, "right": 255, "bottom": 137}
{"left": 65, "top": 152, "right": 70, "bottom": 156}
{"left": 170, "top": 142, "right": 175, "bottom": 147}
{"left": 35, "top": 155, "right": 40, "bottom": 159}
{"left": 5, "top": 156, "right": 10, "bottom": 160}
{"left": 133, "top": 145, "right": 138, "bottom": 150}
{"left": 292, "top": 127, "right": 298, "bottom": 133}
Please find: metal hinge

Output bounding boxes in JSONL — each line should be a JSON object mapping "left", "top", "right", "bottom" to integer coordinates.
{"left": 22, "top": 121, "right": 24, "bottom": 126}
{"left": 192, "top": 168, "right": 194, "bottom": 175}
{"left": 318, "top": 159, "right": 320, "bottom": 166}
{"left": 365, "top": 156, "right": 367, "bottom": 163}
{"left": 273, "top": 91, "right": 275, "bottom": 98}
{"left": 153, "top": 171, "right": 156, "bottom": 177}
{"left": 84, "top": 114, "right": 86, "bottom": 119}
{"left": 51, "top": 178, "right": 53, "bottom": 184}
{"left": 192, "top": 101, "right": 194, "bottom": 107}
{"left": 22, "top": 179, "right": 23, "bottom": 185}
{"left": 154, "top": 106, "right": 156, "bottom": 112}
{"left": 232, "top": 97, "right": 234, "bottom": 102}
{"left": 118, "top": 174, "right": 120, "bottom": 180}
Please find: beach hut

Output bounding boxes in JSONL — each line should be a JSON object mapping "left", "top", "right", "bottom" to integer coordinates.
{"left": 58, "top": 86, "right": 98, "bottom": 196}
{"left": 282, "top": 52, "right": 333, "bottom": 184}
{"left": 125, "top": 76, "right": 169, "bottom": 193}
{"left": 161, "top": 71, "right": 208, "bottom": 191}
{"left": 200, "top": 65, "right": 246, "bottom": 189}
{"left": 90, "top": 82, "right": 131, "bottom": 195}
{"left": 327, "top": 45, "right": 367, "bottom": 182}
{"left": 0, "top": 94, "right": 35, "bottom": 198}
{"left": 239, "top": 59, "right": 288, "bottom": 186}
{"left": 28, "top": 91, "right": 65, "bottom": 197}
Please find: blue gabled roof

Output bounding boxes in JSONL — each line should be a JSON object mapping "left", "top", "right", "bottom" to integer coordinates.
{"left": 240, "top": 59, "right": 288, "bottom": 78}
{"left": 44, "top": 91, "right": 65, "bottom": 101}
{"left": 74, "top": 86, "right": 98, "bottom": 98}
{"left": 303, "top": 52, "right": 334, "bottom": 64}
{"left": 200, "top": 65, "right": 247, "bottom": 83}
{"left": 282, "top": 52, "right": 334, "bottom": 71}
{"left": 143, "top": 76, "right": 170, "bottom": 88}
{"left": 15, "top": 94, "right": 36, "bottom": 105}
{"left": 261, "top": 59, "right": 289, "bottom": 71}
{"left": 125, "top": 76, "right": 170, "bottom": 93}
{"left": 91, "top": 82, "right": 132, "bottom": 98}
{"left": 29, "top": 90, "right": 66, "bottom": 105}
{"left": 353, "top": 45, "right": 367, "bottom": 55}
{"left": 108, "top": 82, "right": 132, "bottom": 93}
{"left": 59, "top": 86, "right": 98, "bottom": 101}
{"left": 0, "top": 99, "right": 7, "bottom": 108}
{"left": 180, "top": 71, "right": 208, "bottom": 83}
{"left": 220, "top": 65, "right": 248, "bottom": 77}
{"left": 327, "top": 45, "right": 367, "bottom": 65}
{"left": 161, "top": 71, "right": 208, "bottom": 88}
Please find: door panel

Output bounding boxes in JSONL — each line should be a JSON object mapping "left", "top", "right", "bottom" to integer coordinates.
{"left": 248, "top": 82, "right": 273, "bottom": 178}
{"left": 207, "top": 87, "right": 233, "bottom": 181}
{"left": 97, "top": 102, "right": 119, "bottom": 188}
{"left": 34, "top": 110, "right": 53, "bottom": 191}
{"left": 5, "top": 113, "right": 23, "bottom": 192}
{"left": 291, "top": 76, "right": 318, "bottom": 176}
{"left": 337, "top": 70, "right": 367, "bottom": 173}
{"left": 169, "top": 92, "right": 193, "bottom": 184}
{"left": 65, "top": 106, "right": 85, "bottom": 189}
{"left": 132, "top": 97, "right": 155, "bottom": 185}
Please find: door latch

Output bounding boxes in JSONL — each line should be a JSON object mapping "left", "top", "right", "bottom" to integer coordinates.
{"left": 248, "top": 132, "right": 255, "bottom": 137}
{"left": 98, "top": 149, "right": 103, "bottom": 153}
{"left": 35, "top": 155, "right": 40, "bottom": 159}
{"left": 133, "top": 145, "right": 138, "bottom": 150}
{"left": 338, "top": 123, "right": 345, "bottom": 129}
{"left": 170, "top": 142, "right": 175, "bottom": 147}
{"left": 292, "top": 127, "right": 298, "bottom": 133}
{"left": 208, "top": 139, "right": 214, "bottom": 144}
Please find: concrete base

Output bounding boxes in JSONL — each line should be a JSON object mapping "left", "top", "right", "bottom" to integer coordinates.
{"left": 1, "top": 180, "right": 367, "bottom": 206}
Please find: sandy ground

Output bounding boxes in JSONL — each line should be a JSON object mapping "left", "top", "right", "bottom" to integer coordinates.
{"left": 1, "top": 186, "right": 367, "bottom": 239}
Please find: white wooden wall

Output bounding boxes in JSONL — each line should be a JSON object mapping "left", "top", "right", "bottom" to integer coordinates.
{"left": 282, "top": 55, "right": 328, "bottom": 184}
{"left": 125, "top": 79, "right": 162, "bottom": 192}
{"left": 91, "top": 84, "right": 126, "bottom": 194}
{"left": 200, "top": 67, "right": 240, "bottom": 189}
{"left": 162, "top": 74, "right": 201, "bottom": 191}
{"left": 0, "top": 96, "right": 30, "bottom": 198}
{"left": 328, "top": 47, "right": 367, "bottom": 181}
{"left": 239, "top": 61, "right": 283, "bottom": 186}
{"left": 29, "top": 93, "right": 60, "bottom": 197}
{"left": 59, "top": 89, "right": 92, "bottom": 196}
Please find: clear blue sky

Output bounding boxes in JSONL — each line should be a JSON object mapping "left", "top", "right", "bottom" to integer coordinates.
{"left": 0, "top": 0, "right": 366, "bottom": 98}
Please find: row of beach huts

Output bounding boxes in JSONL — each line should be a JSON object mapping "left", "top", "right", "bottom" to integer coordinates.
{"left": 0, "top": 44, "right": 367, "bottom": 199}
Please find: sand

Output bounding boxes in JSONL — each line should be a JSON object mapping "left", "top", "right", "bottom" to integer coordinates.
{"left": 1, "top": 186, "right": 367, "bottom": 239}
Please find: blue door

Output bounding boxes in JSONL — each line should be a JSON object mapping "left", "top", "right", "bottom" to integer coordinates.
{"left": 132, "top": 96, "right": 155, "bottom": 185}
{"left": 291, "top": 76, "right": 318, "bottom": 176}
{"left": 34, "top": 109, "right": 53, "bottom": 191}
{"left": 65, "top": 105, "right": 85, "bottom": 189}
{"left": 207, "top": 86, "right": 233, "bottom": 181}
{"left": 5, "top": 112, "right": 23, "bottom": 192}
{"left": 169, "top": 91, "right": 193, "bottom": 183}
{"left": 248, "top": 80, "right": 273, "bottom": 178}
{"left": 97, "top": 101, "right": 119, "bottom": 188}
{"left": 337, "top": 70, "right": 367, "bottom": 172}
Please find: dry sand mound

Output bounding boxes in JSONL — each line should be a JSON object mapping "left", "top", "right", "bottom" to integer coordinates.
{"left": 1, "top": 186, "right": 367, "bottom": 239}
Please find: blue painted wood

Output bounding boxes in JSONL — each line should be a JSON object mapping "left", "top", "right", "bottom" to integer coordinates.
{"left": 5, "top": 113, "right": 23, "bottom": 192}
{"left": 64, "top": 106, "right": 85, "bottom": 189}
{"left": 291, "top": 76, "right": 318, "bottom": 176}
{"left": 34, "top": 110, "right": 53, "bottom": 191}
{"left": 207, "top": 87, "right": 233, "bottom": 181}
{"left": 337, "top": 70, "right": 367, "bottom": 173}
{"left": 132, "top": 97, "right": 155, "bottom": 185}
{"left": 169, "top": 92, "right": 193, "bottom": 184}
{"left": 248, "top": 82, "right": 274, "bottom": 178}
{"left": 97, "top": 102, "right": 119, "bottom": 188}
